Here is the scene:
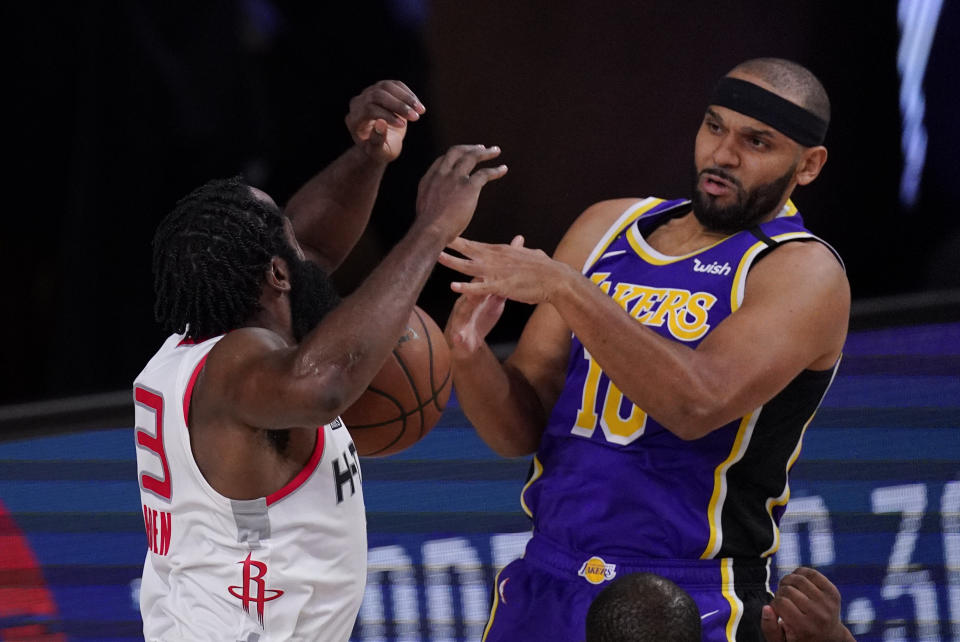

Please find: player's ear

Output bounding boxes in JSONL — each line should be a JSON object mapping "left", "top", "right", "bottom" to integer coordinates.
{"left": 795, "top": 145, "right": 827, "bottom": 186}
{"left": 265, "top": 256, "right": 292, "bottom": 293}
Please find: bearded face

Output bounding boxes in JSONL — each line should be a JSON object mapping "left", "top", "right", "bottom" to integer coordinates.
{"left": 690, "top": 162, "right": 796, "bottom": 234}
{"left": 286, "top": 256, "right": 341, "bottom": 343}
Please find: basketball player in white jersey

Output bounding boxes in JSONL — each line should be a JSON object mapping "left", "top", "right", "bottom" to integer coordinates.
{"left": 133, "top": 80, "right": 507, "bottom": 641}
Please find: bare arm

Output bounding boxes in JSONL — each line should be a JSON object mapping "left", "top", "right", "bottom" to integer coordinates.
{"left": 285, "top": 80, "right": 425, "bottom": 272}
{"left": 446, "top": 299, "right": 570, "bottom": 457}
{"left": 440, "top": 208, "right": 849, "bottom": 440}
{"left": 444, "top": 199, "right": 639, "bottom": 456}
{"left": 202, "top": 146, "right": 508, "bottom": 431}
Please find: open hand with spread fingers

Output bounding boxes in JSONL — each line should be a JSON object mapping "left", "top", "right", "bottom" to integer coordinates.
{"left": 346, "top": 80, "right": 425, "bottom": 163}
{"left": 414, "top": 145, "right": 508, "bottom": 242}
{"left": 438, "top": 236, "right": 573, "bottom": 305}
{"left": 444, "top": 235, "right": 526, "bottom": 355}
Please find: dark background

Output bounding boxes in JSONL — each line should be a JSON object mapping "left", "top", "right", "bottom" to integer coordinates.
{"left": 5, "top": 1, "right": 958, "bottom": 405}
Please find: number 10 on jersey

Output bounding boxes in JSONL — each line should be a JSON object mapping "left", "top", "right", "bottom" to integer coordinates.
{"left": 572, "top": 348, "right": 648, "bottom": 445}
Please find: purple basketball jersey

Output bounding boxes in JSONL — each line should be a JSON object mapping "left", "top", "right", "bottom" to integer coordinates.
{"left": 521, "top": 196, "right": 841, "bottom": 563}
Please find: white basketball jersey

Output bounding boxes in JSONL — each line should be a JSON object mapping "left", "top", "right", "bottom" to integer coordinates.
{"left": 133, "top": 333, "right": 367, "bottom": 641}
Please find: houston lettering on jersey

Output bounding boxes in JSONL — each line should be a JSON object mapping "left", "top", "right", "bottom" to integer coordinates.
{"left": 590, "top": 272, "right": 717, "bottom": 342}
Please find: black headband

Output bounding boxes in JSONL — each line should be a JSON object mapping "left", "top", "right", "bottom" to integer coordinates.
{"left": 709, "top": 77, "right": 827, "bottom": 147}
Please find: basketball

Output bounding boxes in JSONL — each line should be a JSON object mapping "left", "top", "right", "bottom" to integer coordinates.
{"left": 342, "top": 306, "right": 452, "bottom": 457}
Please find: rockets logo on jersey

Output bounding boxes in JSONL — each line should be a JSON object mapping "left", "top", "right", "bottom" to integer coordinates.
{"left": 228, "top": 552, "right": 284, "bottom": 627}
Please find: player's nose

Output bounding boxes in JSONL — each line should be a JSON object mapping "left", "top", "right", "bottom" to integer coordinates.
{"left": 711, "top": 134, "right": 740, "bottom": 168}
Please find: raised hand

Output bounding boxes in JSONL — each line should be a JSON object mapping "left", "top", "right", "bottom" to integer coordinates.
{"left": 345, "top": 80, "right": 425, "bottom": 163}
{"left": 761, "top": 567, "right": 855, "bottom": 642}
{"left": 415, "top": 145, "right": 507, "bottom": 242}
{"left": 438, "top": 236, "right": 570, "bottom": 305}
{"left": 445, "top": 235, "right": 525, "bottom": 355}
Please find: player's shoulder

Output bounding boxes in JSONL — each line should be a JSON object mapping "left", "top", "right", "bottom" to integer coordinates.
{"left": 212, "top": 326, "right": 287, "bottom": 353}
{"left": 202, "top": 327, "right": 290, "bottom": 380}
{"left": 762, "top": 239, "right": 847, "bottom": 279}
{"left": 554, "top": 198, "right": 646, "bottom": 267}
{"left": 749, "top": 239, "right": 850, "bottom": 303}
{"left": 190, "top": 326, "right": 292, "bottom": 420}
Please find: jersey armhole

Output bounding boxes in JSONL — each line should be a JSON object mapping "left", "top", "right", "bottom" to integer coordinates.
{"left": 751, "top": 236, "right": 845, "bottom": 272}
{"left": 181, "top": 355, "right": 209, "bottom": 428}
{"left": 581, "top": 197, "right": 663, "bottom": 273}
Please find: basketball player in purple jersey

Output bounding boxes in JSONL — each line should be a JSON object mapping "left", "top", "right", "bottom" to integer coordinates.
{"left": 440, "top": 59, "right": 856, "bottom": 641}
{"left": 135, "top": 80, "right": 507, "bottom": 640}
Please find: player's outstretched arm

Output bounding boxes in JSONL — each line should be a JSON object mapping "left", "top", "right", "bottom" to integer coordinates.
{"left": 440, "top": 219, "right": 849, "bottom": 439}
{"left": 203, "top": 145, "right": 507, "bottom": 431}
{"left": 444, "top": 199, "right": 639, "bottom": 457}
{"left": 285, "top": 80, "right": 425, "bottom": 273}
{"left": 444, "top": 256, "right": 566, "bottom": 456}
{"left": 761, "top": 567, "right": 856, "bottom": 642}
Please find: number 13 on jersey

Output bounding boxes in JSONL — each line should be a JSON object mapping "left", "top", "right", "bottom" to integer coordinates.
{"left": 572, "top": 348, "right": 647, "bottom": 445}
{"left": 135, "top": 385, "right": 172, "bottom": 501}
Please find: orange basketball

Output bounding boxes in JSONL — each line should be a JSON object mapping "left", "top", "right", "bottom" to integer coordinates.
{"left": 342, "top": 306, "right": 452, "bottom": 457}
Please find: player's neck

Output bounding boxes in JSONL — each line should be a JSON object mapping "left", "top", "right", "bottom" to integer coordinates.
{"left": 645, "top": 210, "right": 731, "bottom": 255}
{"left": 251, "top": 289, "right": 297, "bottom": 346}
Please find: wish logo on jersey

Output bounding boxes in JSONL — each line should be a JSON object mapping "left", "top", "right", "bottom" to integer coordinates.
{"left": 228, "top": 552, "right": 284, "bottom": 627}
{"left": 692, "top": 258, "right": 732, "bottom": 276}
{"left": 590, "top": 272, "right": 718, "bottom": 342}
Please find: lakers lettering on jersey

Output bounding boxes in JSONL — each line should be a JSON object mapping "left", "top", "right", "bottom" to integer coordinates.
{"left": 590, "top": 273, "right": 719, "bottom": 342}
{"left": 134, "top": 333, "right": 367, "bottom": 642}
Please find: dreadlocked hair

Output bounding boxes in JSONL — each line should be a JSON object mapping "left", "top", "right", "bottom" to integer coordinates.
{"left": 152, "top": 176, "right": 290, "bottom": 340}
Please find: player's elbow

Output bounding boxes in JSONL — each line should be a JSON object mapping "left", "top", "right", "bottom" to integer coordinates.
{"left": 659, "top": 413, "right": 713, "bottom": 440}
{"left": 661, "top": 416, "right": 718, "bottom": 440}
{"left": 489, "top": 435, "right": 540, "bottom": 458}
{"left": 658, "top": 393, "right": 728, "bottom": 440}
{"left": 294, "top": 360, "right": 353, "bottom": 423}
{"left": 304, "top": 384, "right": 347, "bottom": 427}
{"left": 471, "top": 417, "right": 542, "bottom": 458}
{"left": 315, "top": 386, "right": 347, "bottom": 418}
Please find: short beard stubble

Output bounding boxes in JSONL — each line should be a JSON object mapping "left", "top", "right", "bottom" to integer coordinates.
{"left": 690, "top": 163, "right": 796, "bottom": 234}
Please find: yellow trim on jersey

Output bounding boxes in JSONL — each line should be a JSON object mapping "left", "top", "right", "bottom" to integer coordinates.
{"left": 519, "top": 456, "right": 544, "bottom": 518}
{"left": 780, "top": 199, "right": 798, "bottom": 217}
{"left": 617, "top": 198, "right": 796, "bottom": 266}
{"left": 701, "top": 412, "right": 758, "bottom": 559}
{"left": 729, "top": 232, "right": 816, "bottom": 312}
{"left": 582, "top": 198, "right": 665, "bottom": 273}
{"left": 759, "top": 418, "right": 809, "bottom": 558}
{"left": 482, "top": 566, "right": 506, "bottom": 641}
{"left": 722, "top": 558, "right": 744, "bottom": 641}
{"left": 626, "top": 225, "right": 732, "bottom": 265}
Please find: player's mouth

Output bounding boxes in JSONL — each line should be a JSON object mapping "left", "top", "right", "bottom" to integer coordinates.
{"left": 700, "top": 172, "right": 737, "bottom": 197}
